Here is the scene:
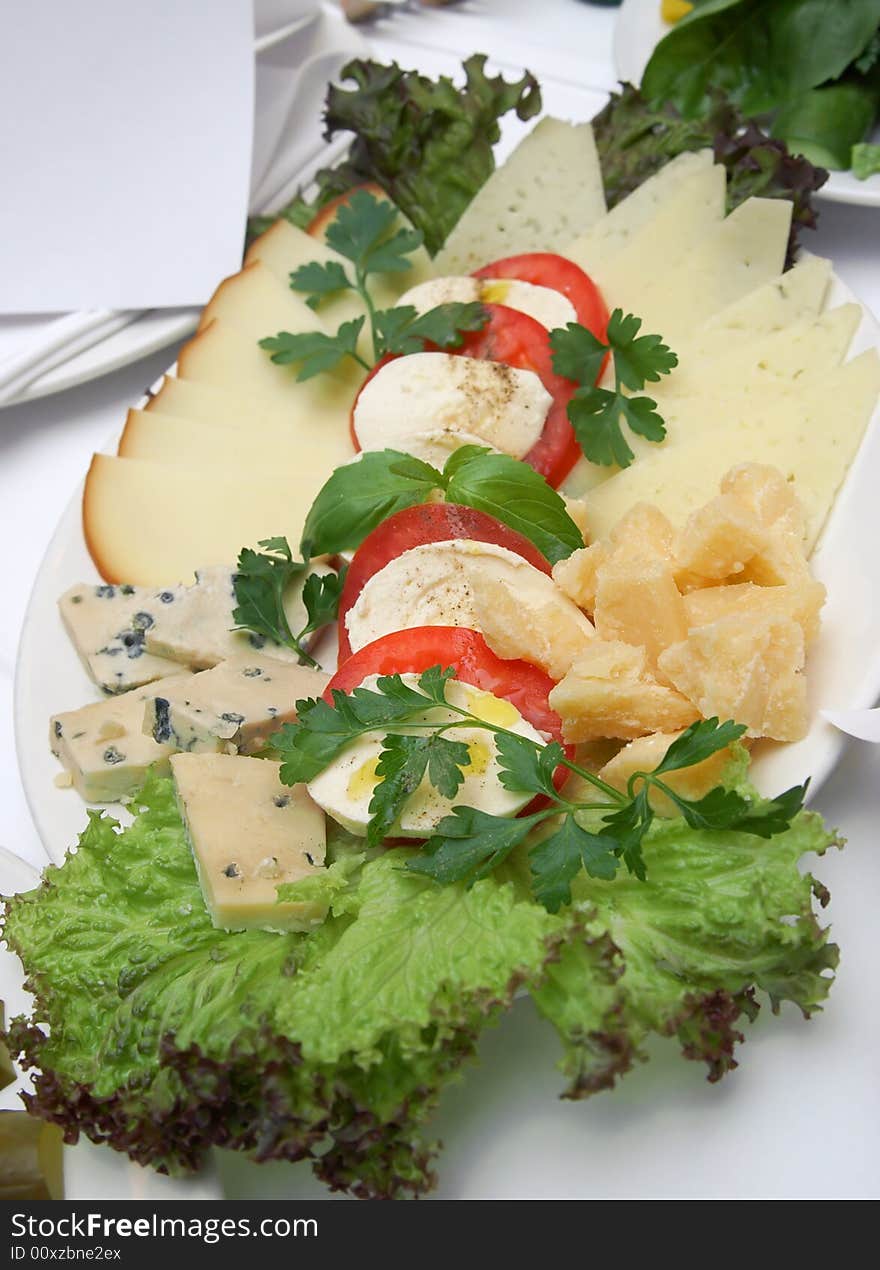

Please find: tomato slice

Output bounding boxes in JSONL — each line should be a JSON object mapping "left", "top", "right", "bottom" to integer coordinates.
{"left": 325, "top": 626, "right": 573, "bottom": 801}
{"left": 473, "top": 252, "right": 608, "bottom": 344}
{"left": 337, "top": 502, "right": 552, "bottom": 664}
{"left": 350, "top": 303, "right": 581, "bottom": 488}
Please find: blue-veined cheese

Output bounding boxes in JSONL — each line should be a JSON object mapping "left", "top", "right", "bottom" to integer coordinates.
{"left": 307, "top": 673, "right": 546, "bottom": 838}
{"left": 59, "top": 582, "right": 181, "bottom": 693}
{"left": 170, "top": 752, "right": 327, "bottom": 933}
{"left": 352, "top": 352, "right": 551, "bottom": 460}
{"left": 141, "top": 563, "right": 333, "bottom": 670}
{"left": 50, "top": 673, "right": 192, "bottom": 802}
{"left": 144, "top": 654, "right": 328, "bottom": 754}
{"left": 396, "top": 275, "right": 577, "bottom": 332}
{"left": 345, "top": 538, "right": 595, "bottom": 680}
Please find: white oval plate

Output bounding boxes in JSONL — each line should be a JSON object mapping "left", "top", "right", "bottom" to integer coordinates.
{"left": 614, "top": 0, "right": 880, "bottom": 210}
{"left": 16, "top": 269, "right": 880, "bottom": 867}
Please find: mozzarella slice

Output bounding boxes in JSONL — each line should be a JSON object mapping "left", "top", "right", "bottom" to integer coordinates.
{"left": 389, "top": 429, "right": 499, "bottom": 469}
{"left": 397, "top": 275, "right": 577, "bottom": 332}
{"left": 345, "top": 539, "right": 595, "bottom": 681}
{"left": 352, "top": 352, "right": 551, "bottom": 460}
{"left": 307, "top": 673, "right": 546, "bottom": 837}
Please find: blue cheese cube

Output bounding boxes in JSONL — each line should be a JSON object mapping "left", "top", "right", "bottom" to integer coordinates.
{"left": 144, "top": 655, "right": 328, "bottom": 754}
{"left": 142, "top": 563, "right": 334, "bottom": 670}
{"left": 170, "top": 753, "right": 326, "bottom": 932}
{"left": 59, "top": 583, "right": 181, "bottom": 693}
{"left": 49, "top": 674, "right": 193, "bottom": 802}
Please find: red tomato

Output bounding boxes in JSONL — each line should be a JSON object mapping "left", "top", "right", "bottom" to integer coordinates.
{"left": 325, "top": 626, "right": 573, "bottom": 801}
{"left": 350, "top": 303, "right": 581, "bottom": 488}
{"left": 473, "top": 251, "right": 608, "bottom": 345}
{"left": 337, "top": 502, "right": 552, "bottom": 663}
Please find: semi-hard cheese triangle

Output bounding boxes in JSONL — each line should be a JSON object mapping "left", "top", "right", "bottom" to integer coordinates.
{"left": 84, "top": 454, "right": 328, "bottom": 585}
{"left": 564, "top": 149, "right": 713, "bottom": 265}
{"left": 433, "top": 118, "right": 606, "bottom": 274}
{"left": 599, "top": 197, "right": 793, "bottom": 346}
{"left": 569, "top": 162, "right": 726, "bottom": 283}
{"left": 583, "top": 349, "right": 880, "bottom": 550}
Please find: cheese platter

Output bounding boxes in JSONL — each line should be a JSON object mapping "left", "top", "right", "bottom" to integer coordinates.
{"left": 6, "top": 47, "right": 880, "bottom": 1203}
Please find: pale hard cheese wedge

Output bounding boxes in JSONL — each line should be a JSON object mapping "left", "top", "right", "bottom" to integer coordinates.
{"left": 571, "top": 163, "right": 726, "bottom": 290}
{"left": 59, "top": 582, "right": 180, "bottom": 693}
{"left": 345, "top": 538, "right": 595, "bottom": 681}
{"left": 85, "top": 455, "right": 326, "bottom": 585}
{"left": 564, "top": 150, "right": 713, "bottom": 264}
{"left": 177, "top": 319, "right": 363, "bottom": 417}
{"left": 145, "top": 377, "right": 294, "bottom": 432}
{"left": 680, "top": 254, "right": 832, "bottom": 362}
{"left": 598, "top": 731, "right": 735, "bottom": 817}
{"left": 352, "top": 352, "right": 551, "bottom": 460}
{"left": 198, "top": 260, "right": 328, "bottom": 344}
{"left": 653, "top": 303, "right": 861, "bottom": 404}
{"left": 140, "top": 563, "right": 333, "bottom": 669}
{"left": 307, "top": 674, "right": 545, "bottom": 838}
{"left": 50, "top": 673, "right": 192, "bottom": 802}
{"left": 118, "top": 407, "right": 354, "bottom": 476}
{"left": 397, "top": 275, "right": 577, "bottom": 331}
{"left": 599, "top": 197, "right": 792, "bottom": 347}
{"left": 171, "top": 753, "right": 326, "bottom": 933}
{"left": 145, "top": 655, "right": 328, "bottom": 754}
{"left": 433, "top": 118, "right": 606, "bottom": 275}
{"left": 583, "top": 348, "right": 880, "bottom": 550}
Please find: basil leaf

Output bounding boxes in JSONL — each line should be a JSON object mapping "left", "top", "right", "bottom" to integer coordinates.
{"left": 444, "top": 449, "right": 583, "bottom": 564}
{"left": 300, "top": 449, "right": 444, "bottom": 558}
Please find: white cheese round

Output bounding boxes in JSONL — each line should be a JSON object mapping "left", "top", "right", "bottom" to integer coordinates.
{"left": 353, "top": 352, "right": 551, "bottom": 461}
{"left": 398, "top": 275, "right": 578, "bottom": 332}
{"left": 345, "top": 538, "right": 595, "bottom": 681}
{"left": 306, "top": 673, "right": 546, "bottom": 838}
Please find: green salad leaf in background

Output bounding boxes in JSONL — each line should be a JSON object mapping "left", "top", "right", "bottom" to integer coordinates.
{"left": 2, "top": 764, "right": 840, "bottom": 1198}
{"left": 642, "top": 0, "right": 880, "bottom": 174}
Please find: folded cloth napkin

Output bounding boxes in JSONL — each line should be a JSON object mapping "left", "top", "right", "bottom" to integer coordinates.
{"left": 0, "top": 2, "right": 365, "bottom": 409}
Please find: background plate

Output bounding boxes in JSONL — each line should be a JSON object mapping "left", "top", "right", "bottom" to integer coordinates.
{"left": 614, "top": 0, "right": 880, "bottom": 210}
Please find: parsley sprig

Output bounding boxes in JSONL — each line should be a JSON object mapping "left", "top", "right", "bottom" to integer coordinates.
{"left": 270, "top": 668, "right": 808, "bottom": 910}
{"left": 550, "top": 310, "right": 678, "bottom": 468}
{"left": 231, "top": 537, "right": 344, "bottom": 669}
{"left": 259, "top": 189, "right": 488, "bottom": 377}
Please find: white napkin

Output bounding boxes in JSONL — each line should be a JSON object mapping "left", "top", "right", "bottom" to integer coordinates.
{"left": 0, "top": 2, "right": 366, "bottom": 408}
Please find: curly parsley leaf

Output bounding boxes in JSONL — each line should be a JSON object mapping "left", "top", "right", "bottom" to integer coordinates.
{"left": 374, "top": 301, "right": 488, "bottom": 356}
{"left": 406, "top": 807, "right": 546, "bottom": 887}
{"left": 530, "top": 817, "right": 619, "bottom": 912}
{"left": 368, "top": 733, "right": 471, "bottom": 848}
{"left": 551, "top": 309, "right": 678, "bottom": 468}
{"left": 300, "top": 568, "right": 346, "bottom": 638}
{"left": 259, "top": 317, "right": 367, "bottom": 378}
{"left": 289, "top": 260, "right": 353, "bottom": 310}
{"left": 649, "top": 717, "right": 747, "bottom": 778}
{"left": 232, "top": 538, "right": 334, "bottom": 668}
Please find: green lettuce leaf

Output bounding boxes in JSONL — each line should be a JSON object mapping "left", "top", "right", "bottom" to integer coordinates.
{"left": 534, "top": 798, "right": 840, "bottom": 1092}
{"left": 2, "top": 762, "right": 841, "bottom": 1197}
{"left": 317, "top": 55, "right": 541, "bottom": 255}
{"left": 1, "top": 774, "right": 579, "bottom": 1197}
{"left": 592, "top": 83, "right": 828, "bottom": 269}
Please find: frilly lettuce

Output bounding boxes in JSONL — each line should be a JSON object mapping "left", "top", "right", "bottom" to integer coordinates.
{"left": 2, "top": 766, "right": 840, "bottom": 1197}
